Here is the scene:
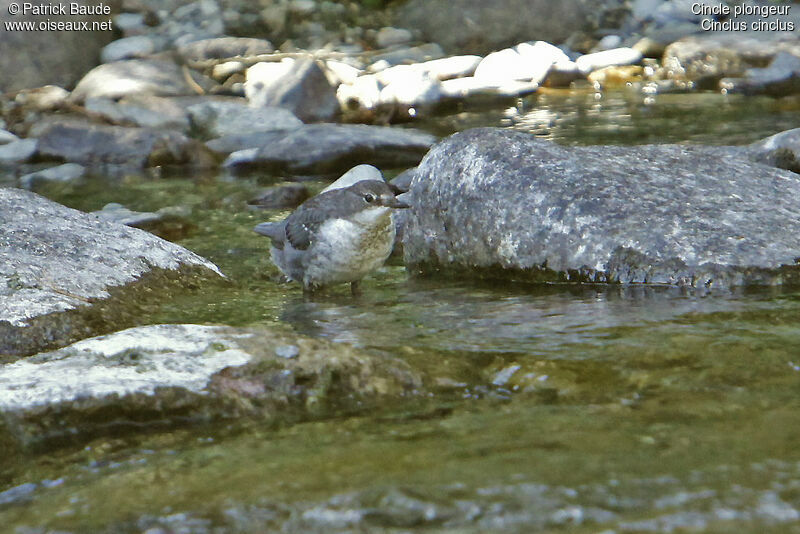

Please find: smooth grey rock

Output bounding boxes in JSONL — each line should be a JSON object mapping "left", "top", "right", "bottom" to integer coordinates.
{"left": 663, "top": 33, "right": 800, "bottom": 88}
{"left": 84, "top": 96, "right": 192, "bottom": 132}
{"left": 114, "top": 12, "right": 146, "bottom": 34}
{"left": 395, "top": 0, "right": 590, "bottom": 55}
{"left": 0, "top": 130, "right": 19, "bottom": 145}
{"left": 248, "top": 184, "right": 310, "bottom": 209}
{"left": 187, "top": 100, "right": 303, "bottom": 139}
{"left": 19, "top": 163, "right": 86, "bottom": 189}
{"left": 176, "top": 37, "right": 274, "bottom": 62}
{"left": 0, "top": 0, "right": 114, "bottom": 92}
{"left": 720, "top": 52, "right": 800, "bottom": 97}
{"left": 0, "top": 139, "right": 38, "bottom": 164}
{"left": 245, "top": 57, "right": 339, "bottom": 123}
{"left": 35, "top": 121, "right": 214, "bottom": 168}
{"left": 320, "top": 164, "right": 385, "bottom": 194}
{"left": 0, "top": 189, "right": 222, "bottom": 357}
{"left": 70, "top": 60, "right": 217, "bottom": 103}
{"left": 92, "top": 202, "right": 164, "bottom": 227}
{"left": 100, "top": 36, "right": 159, "bottom": 63}
{"left": 544, "top": 60, "right": 584, "bottom": 87}
{"left": 575, "top": 48, "right": 643, "bottom": 74}
{"left": 211, "top": 124, "right": 437, "bottom": 174}
{"left": 378, "top": 71, "right": 442, "bottom": 107}
{"left": 375, "top": 27, "right": 414, "bottom": 48}
{"left": 0, "top": 323, "right": 421, "bottom": 449}
{"left": 403, "top": 128, "right": 800, "bottom": 288}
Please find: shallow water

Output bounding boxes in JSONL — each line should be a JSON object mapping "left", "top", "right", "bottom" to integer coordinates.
{"left": 4, "top": 90, "right": 800, "bottom": 532}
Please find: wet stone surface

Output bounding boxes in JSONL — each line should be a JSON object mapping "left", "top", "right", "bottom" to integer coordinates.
{"left": 403, "top": 128, "right": 800, "bottom": 288}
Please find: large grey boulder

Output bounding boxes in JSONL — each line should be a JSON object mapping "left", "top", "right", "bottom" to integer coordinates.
{"left": 209, "top": 124, "right": 437, "bottom": 174}
{"left": 0, "top": 323, "right": 421, "bottom": 451}
{"left": 0, "top": 189, "right": 223, "bottom": 358}
{"left": 395, "top": 0, "right": 591, "bottom": 55}
{"left": 402, "top": 128, "right": 800, "bottom": 288}
{"left": 0, "top": 0, "right": 114, "bottom": 92}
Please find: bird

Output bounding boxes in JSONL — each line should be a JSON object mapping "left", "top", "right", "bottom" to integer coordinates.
{"left": 254, "top": 179, "right": 409, "bottom": 294}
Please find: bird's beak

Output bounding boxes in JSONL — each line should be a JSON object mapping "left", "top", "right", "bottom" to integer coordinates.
{"left": 384, "top": 196, "right": 410, "bottom": 209}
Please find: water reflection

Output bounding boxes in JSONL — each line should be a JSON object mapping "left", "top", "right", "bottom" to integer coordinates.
{"left": 278, "top": 270, "right": 790, "bottom": 357}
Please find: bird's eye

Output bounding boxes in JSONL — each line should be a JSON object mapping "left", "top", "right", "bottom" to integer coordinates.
{"left": 363, "top": 193, "right": 376, "bottom": 203}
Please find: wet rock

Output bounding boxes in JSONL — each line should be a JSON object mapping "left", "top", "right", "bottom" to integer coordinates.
{"left": 744, "top": 127, "right": 800, "bottom": 174}
{"left": 663, "top": 33, "right": 800, "bottom": 88}
{"left": 186, "top": 99, "right": 303, "bottom": 139}
{"left": 248, "top": 184, "right": 310, "bottom": 209}
{"left": 176, "top": 37, "right": 274, "bottom": 62}
{"left": 375, "top": 27, "right": 414, "bottom": 49}
{"left": 0, "top": 0, "right": 114, "bottom": 92}
{"left": 720, "top": 52, "right": 800, "bottom": 97}
{"left": 575, "top": 48, "right": 643, "bottom": 75}
{"left": 245, "top": 57, "right": 339, "bottom": 123}
{"left": 84, "top": 96, "right": 192, "bottom": 132}
{"left": 396, "top": 0, "right": 590, "bottom": 55}
{"left": 70, "top": 59, "right": 217, "bottom": 103}
{"left": 13, "top": 85, "right": 70, "bottom": 112}
{"left": 35, "top": 120, "right": 215, "bottom": 168}
{"left": 403, "top": 128, "right": 800, "bottom": 288}
{"left": 209, "top": 124, "right": 436, "bottom": 174}
{"left": 544, "top": 60, "right": 584, "bottom": 87}
{"left": 93, "top": 203, "right": 195, "bottom": 241}
{"left": 0, "top": 189, "right": 222, "bottom": 358}
{"left": 0, "top": 139, "right": 38, "bottom": 164}
{"left": 0, "top": 323, "right": 422, "bottom": 449}
{"left": 100, "top": 36, "right": 160, "bottom": 63}
{"left": 19, "top": 163, "right": 86, "bottom": 190}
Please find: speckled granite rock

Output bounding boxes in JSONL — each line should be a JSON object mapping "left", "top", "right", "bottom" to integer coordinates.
{"left": 402, "top": 128, "right": 800, "bottom": 288}
{"left": 0, "top": 189, "right": 223, "bottom": 358}
{"left": 742, "top": 127, "right": 800, "bottom": 175}
{"left": 0, "top": 323, "right": 422, "bottom": 451}
{"left": 210, "top": 124, "right": 436, "bottom": 174}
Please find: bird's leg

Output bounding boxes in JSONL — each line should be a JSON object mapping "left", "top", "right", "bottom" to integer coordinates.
{"left": 350, "top": 280, "right": 362, "bottom": 296}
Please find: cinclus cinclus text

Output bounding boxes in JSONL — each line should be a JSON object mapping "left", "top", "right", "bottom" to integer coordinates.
{"left": 254, "top": 179, "right": 409, "bottom": 293}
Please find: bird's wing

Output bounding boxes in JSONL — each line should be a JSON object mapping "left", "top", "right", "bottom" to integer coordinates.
{"left": 284, "top": 208, "right": 327, "bottom": 251}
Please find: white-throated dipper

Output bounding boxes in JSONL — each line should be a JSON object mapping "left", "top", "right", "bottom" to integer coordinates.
{"left": 254, "top": 179, "right": 409, "bottom": 293}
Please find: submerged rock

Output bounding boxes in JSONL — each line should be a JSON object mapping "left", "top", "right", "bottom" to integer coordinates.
{"left": 0, "top": 189, "right": 222, "bottom": 358}
{"left": 35, "top": 120, "right": 215, "bottom": 168}
{"left": 209, "top": 124, "right": 436, "bottom": 174}
{"left": 0, "top": 138, "right": 37, "bottom": 164}
{"left": 0, "top": 323, "right": 422, "bottom": 450}
{"left": 19, "top": 163, "right": 86, "bottom": 190}
{"left": 248, "top": 184, "right": 310, "bottom": 209}
{"left": 403, "top": 128, "right": 800, "bottom": 288}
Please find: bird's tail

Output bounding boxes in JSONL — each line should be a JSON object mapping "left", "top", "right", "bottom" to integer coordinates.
{"left": 254, "top": 222, "right": 284, "bottom": 242}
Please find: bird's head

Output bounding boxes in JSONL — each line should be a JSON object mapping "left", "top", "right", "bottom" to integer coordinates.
{"left": 345, "top": 180, "right": 410, "bottom": 210}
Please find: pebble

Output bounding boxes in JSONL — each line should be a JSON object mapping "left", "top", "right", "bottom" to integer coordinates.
{"left": 0, "top": 138, "right": 38, "bottom": 164}
{"left": 275, "top": 345, "right": 300, "bottom": 359}
{"left": 101, "top": 36, "right": 158, "bottom": 63}
{"left": 0, "top": 129, "right": 19, "bottom": 145}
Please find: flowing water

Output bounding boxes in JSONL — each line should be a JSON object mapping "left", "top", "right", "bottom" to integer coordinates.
{"left": 3, "top": 90, "right": 800, "bottom": 533}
